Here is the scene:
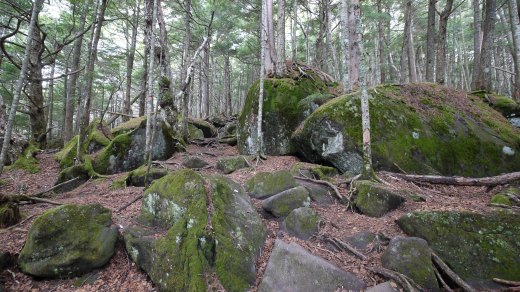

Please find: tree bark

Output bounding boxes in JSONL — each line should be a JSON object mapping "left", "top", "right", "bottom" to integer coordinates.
{"left": 276, "top": 0, "right": 286, "bottom": 76}
{"left": 325, "top": 0, "right": 339, "bottom": 80}
{"left": 291, "top": 0, "right": 297, "bottom": 61}
{"left": 474, "top": 0, "right": 496, "bottom": 91}
{"left": 471, "top": 0, "right": 482, "bottom": 89}
{"left": 0, "top": 0, "right": 44, "bottom": 173}
{"left": 123, "top": 0, "right": 140, "bottom": 122}
{"left": 377, "top": 0, "right": 386, "bottom": 84}
{"left": 224, "top": 54, "right": 232, "bottom": 118}
{"left": 145, "top": 0, "right": 157, "bottom": 157}
{"left": 47, "top": 56, "right": 56, "bottom": 142}
{"left": 436, "top": 0, "right": 454, "bottom": 85}
{"left": 258, "top": 0, "right": 267, "bottom": 155}
{"left": 27, "top": 25, "right": 46, "bottom": 148}
{"left": 349, "top": 0, "right": 360, "bottom": 89}
{"left": 509, "top": 0, "right": 520, "bottom": 101}
{"left": 426, "top": 0, "right": 437, "bottom": 82}
{"left": 340, "top": 0, "right": 351, "bottom": 91}
{"left": 265, "top": 0, "right": 276, "bottom": 74}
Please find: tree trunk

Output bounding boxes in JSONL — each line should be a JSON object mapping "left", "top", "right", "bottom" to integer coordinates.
{"left": 407, "top": 3, "right": 417, "bottom": 83}
{"left": 180, "top": 0, "right": 192, "bottom": 139}
{"left": 291, "top": 0, "right": 297, "bottom": 61}
{"left": 474, "top": 0, "right": 496, "bottom": 91}
{"left": 64, "top": 0, "right": 89, "bottom": 144}
{"left": 325, "top": 0, "right": 339, "bottom": 80}
{"left": 340, "top": 0, "right": 350, "bottom": 91}
{"left": 201, "top": 45, "right": 210, "bottom": 118}
{"left": 276, "top": 0, "right": 286, "bottom": 76}
{"left": 349, "top": 0, "right": 360, "bottom": 89}
{"left": 47, "top": 57, "right": 56, "bottom": 142}
{"left": 123, "top": 0, "right": 140, "bottom": 122}
{"left": 377, "top": 0, "right": 386, "bottom": 84}
{"left": 436, "top": 0, "right": 454, "bottom": 85}
{"left": 0, "top": 0, "right": 44, "bottom": 173}
{"left": 471, "top": 0, "right": 482, "bottom": 89}
{"left": 27, "top": 25, "right": 46, "bottom": 148}
{"left": 258, "top": 0, "right": 267, "bottom": 155}
{"left": 426, "top": 0, "right": 437, "bottom": 82}
{"left": 509, "top": 0, "right": 520, "bottom": 101}
{"left": 265, "top": 0, "right": 276, "bottom": 75}
{"left": 145, "top": 0, "right": 157, "bottom": 158}
{"left": 224, "top": 54, "right": 232, "bottom": 118}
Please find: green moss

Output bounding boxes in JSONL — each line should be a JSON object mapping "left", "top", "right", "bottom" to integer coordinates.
{"left": 7, "top": 143, "right": 40, "bottom": 173}
{"left": 397, "top": 211, "right": 520, "bottom": 282}
{"left": 282, "top": 207, "right": 319, "bottom": 240}
{"left": 0, "top": 202, "right": 21, "bottom": 228}
{"left": 110, "top": 177, "right": 127, "bottom": 190}
{"left": 216, "top": 156, "right": 250, "bottom": 174}
{"left": 472, "top": 90, "right": 520, "bottom": 117}
{"left": 245, "top": 170, "right": 297, "bottom": 199}
{"left": 111, "top": 116, "right": 146, "bottom": 136}
{"left": 291, "top": 162, "right": 338, "bottom": 181}
{"left": 353, "top": 180, "right": 405, "bottom": 217}
{"left": 93, "top": 133, "right": 133, "bottom": 174}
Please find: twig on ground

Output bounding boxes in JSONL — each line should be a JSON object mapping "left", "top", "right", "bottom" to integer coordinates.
{"left": 117, "top": 195, "right": 143, "bottom": 213}
{"left": 32, "top": 177, "right": 81, "bottom": 197}
{"left": 294, "top": 176, "right": 344, "bottom": 201}
{"left": 6, "top": 269, "right": 19, "bottom": 285}
{"left": 323, "top": 236, "right": 367, "bottom": 260}
{"left": 367, "top": 266, "right": 424, "bottom": 292}
{"left": 488, "top": 203, "right": 520, "bottom": 210}
{"left": 431, "top": 252, "right": 475, "bottom": 292}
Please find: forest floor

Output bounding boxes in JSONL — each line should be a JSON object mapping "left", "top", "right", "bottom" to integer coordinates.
{"left": 0, "top": 143, "right": 502, "bottom": 291}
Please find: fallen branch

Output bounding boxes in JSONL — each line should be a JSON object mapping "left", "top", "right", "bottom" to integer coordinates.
{"left": 381, "top": 171, "right": 520, "bottom": 187}
{"left": 32, "top": 177, "right": 81, "bottom": 197}
{"left": 117, "top": 194, "right": 142, "bottom": 213}
{"left": 325, "top": 236, "right": 367, "bottom": 260}
{"left": 433, "top": 268, "right": 454, "bottom": 292}
{"left": 0, "top": 213, "right": 38, "bottom": 234}
{"left": 431, "top": 252, "right": 475, "bottom": 292}
{"left": 488, "top": 203, "right": 520, "bottom": 210}
{"left": 367, "top": 266, "right": 424, "bottom": 292}
{"left": 19, "top": 196, "right": 62, "bottom": 205}
{"left": 294, "top": 176, "right": 344, "bottom": 200}
{"left": 493, "top": 278, "right": 520, "bottom": 286}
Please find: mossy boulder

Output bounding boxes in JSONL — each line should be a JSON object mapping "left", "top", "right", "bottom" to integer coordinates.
{"left": 189, "top": 118, "right": 217, "bottom": 138}
{"left": 246, "top": 170, "right": 297, "bottom": 199}
{"left": 258, "top": 239, "right": 365, "bottom": 292}
{"left": 297, "top": 180, "right": 335, "bottom": 205}
{"left": 126, "top": 166, "right": 168, "bottom": 187}
{"left": 188, "top": 123, "right": 204, "bottom": 140}
{"left": 382, "top": 236, "right": 439, "bottom": 291}
{"left": 262, "top": 186, "right": 311, "bottom": 217}
{"left": 491, "top": 187, "right": 519, "bottom": 206}
{"left": 291, "top": 162, "right": 338, "bottom": 180}
{"left": 294, "top": 83, "right": 520, "bottom": 177}
{"left": 18, "top": 204, "right": 117, "bottom": 278}
{"left": 124, "top": 169, "right": 266, "bottom": 291}
{"left": 54, "top": 164, "right": 91, "bottom": 193}
{"left": 94, "top": 117, "right": 184, "bottom": 174}
{"left": 0, "top": 129, "right": 27, "bottom": 166}
{"left": 281, "top": 207, "right": 319, "bottom": 240}
{"left": 344, "top": 231, "right": 378, "bottom": 255}
{"left": 7, "top": 143, "right": 40, "bottom": 173}
{"left": 182, "top": 156, "right": 209, "bottom": 169}
{"left": 238, "top": 76, "right": 337, "bottom": 156}
{"left": 472, "top": 90, "right": 520, "bottom": 118}
{"left": 55, "top": 119, "right": 112, "bottom": 168}
{"left": 0, "top": 202, "right": 21, "bottom": 228}
{"left": 216, "top": 156, "right": 250, "bottom": 174}
{"left": 397, "top": 211, "right": 520, "bottom": 288}
{"left": 111, "top": 116, "right": 146, "bottom": 136}
{"left": 353, "top": 180, "right": 405, "bottom": 217}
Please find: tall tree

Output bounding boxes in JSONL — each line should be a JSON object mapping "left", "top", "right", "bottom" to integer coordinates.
{"left": 123, "top": 0, "right": 140, "bottom": 122}
{"left": 471, "top": 0, "right": 482, "bottom": 88}
{"left": 435, "top": 0, "right": 454, "bottom": 85}
{"left": 265, "top": 0, "right": 276, "bottom": 74}
{"left": 509, "top": 0, "right": 520, "bottom": 101}
{"left": 349, "top": 0, "right": 360, "bottom": 89}
{"left": 426, "top": 0, "right": 437, "bottom": 82}
{"left": 145, "top": 0, "right": 157, "bottom": 159}
{"left": 258, "top": 0, "right": 267, "bottom": 157}
{"left": 340, "top": 0, "right": 350, "bottom": 91}
{"left": 276, "top": 0, "right": 286, "bottom": 76}
{"left": 474, "top": 0, "right": 496, "bottom": 91}
{"left": 0, "top": 0, "right": 44, "bottom": 173}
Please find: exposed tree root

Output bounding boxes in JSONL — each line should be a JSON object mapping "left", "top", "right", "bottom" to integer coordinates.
{"left": 431, "top": 252, "right": 475, "bottom": 292}
{"left": 367, "top": 266, "right": 425, "bottom": 292}
{"left": 294, "top": 176, "right": 344, "bottom": 201}
{"left": 381, "top": 171, "right": 520, "bottom": 187}
{"left": 323, "top": 236, "right": 367, "bottom": 260}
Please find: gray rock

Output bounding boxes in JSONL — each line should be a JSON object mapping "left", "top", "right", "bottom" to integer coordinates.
{"left": 54, "top": 165, "right": 90, "bottom": 193}
{"left": 281, "top": 207, "right": 319, "bottom": 240}
{"left": 182, "top": 156, "right": 209, "bottom": 169}
{"left": 298, "top": 180, "right": 334, "bottom": 205}
{"left": 216, "top": 156, "right": 249, "bottom": 174}
{"left": 0, "top": 129, "right": 27, "bottom": 166}
{"left": 189, "top": 118, "right": 217, "bottom": 138}
{"left": 344, "top": 231, "right": 377, "bottom": 253}
{"left": 126, "top": 166, "right": 168, "bottom": 187}
{"left": 366, "top": 281, "right": 399, "bottom": 292}
{"left": 353, "top": 180, "right": 405, "bottom": 217}
{"left": 263, "top": 186, "right": 311, "bottom": 217}
{"left": 246, "top": 170, "right": 297, "bottom": 199}
{"left": 18, "top": 204, "right": 117, "bottom": 278}
{"left": 258, "top": 239, "right": 365, "bottom": 292}
{"left": 381, "top": 236, "right": 439, "bottom": 291}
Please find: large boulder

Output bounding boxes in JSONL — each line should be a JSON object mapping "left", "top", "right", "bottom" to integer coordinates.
{"left": 382, "top": 236, "right": 439, "bottom": 291}
{"left": 124, "top": 169, "right": 267, "bottom": 292}
{"left": 216, "top": 156, "right": 250, "bottom": 174}
{"left": 246, "top": 170, "right": 297, "bottom": 199}
{"left": 0, "top": 129, "right": 27, "bottom": 166}
{"left": 281, "top": 207, "right": 320, "bottom": 240}
{"left": 262, "top": 186, "right": 311, "bottom": 217}
{"left": 182, "top": 156, "right": 209, "bottom": 169}
{"left": 294, "top": 83, "right": 520, "bottom": 177}
{"left": 238, "top": 74, "right": 338, "bottom": 156}
{"left": 397, "top": 211, "right": 520, "bottom": 289}
{"left": 94, "top": 117, "right": 184, "bottom": 174}
{"left": 189, "top": 118, "right": 217, "bottom": 138}
{"left": 258, "top": 239, "right": 365, "bottom": 292}
{"left": 472, "top": 90, "right": 520, "bottom": 118}
{"left": 126, "top": 166, "right": 168, "bottom": 187}
{"left": 18, "top": 204, "right": 117, "bottom": 278}
{"left": 353, "top": 180, "right": 405, "bottom": 217}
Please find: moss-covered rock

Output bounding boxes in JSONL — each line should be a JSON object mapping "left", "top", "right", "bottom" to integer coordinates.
{"left": 344, "top": 231, "right": 378, "bottom": 254}
{"left": 491, "top": 187, "right": 519, "bottom": 206}
{"left": 216, "top": 156, "right": 250, "bottom": 174}
{"left": 124, "top": 169, "right": 266, "bottom": 291}
{"left": 281, "top": 207, "right": 319, "bottom": 240}
{"left": 0, "top": 129, "right": 27, "bottom": 166}
{"left": 126, "top": 166, "right": 168, "bottom": 187}
{"left": 294, "top": 83, "right": 520, "bottom": 177}
{"left": 238, "top": 76, "right": 337, "bottom": 155}
{"left": 262, "top": 186, "right": 311, "bottom": 217}
{"left": 94, "top": 117, "right": 184, "bottom": 174}
{"left": 189, "top": 118, "right": 217, "bottom": 138}
{"left": 182, "top": 156, "right": 209, "bottom": 169}
{"left": 246, "top": 170, "right": 297, "bottom": 199}
{"left": 297, "top": 180, "right": 335, "bottom": 205}
{"left": 7, "top": 143, "right": 40, "bottom": 173}
{"left": 382, "top": 236, "right": 439, "bottom": 291}
{"left": 290, "top": 162, "right": 338, "bottom": 180}
{"left": 397, "top": 211, "right": 520, "bottom": 288}
{"left": 188, "top": 123, "right": 204, "bottom": 140}
{"left": 0, "top": 202, "right": 21, "bottom": 228}
{"left": 18, "top": 204, "right": 117, "bottom": 278}
{"left": 55, "top": 119, "right": 112, "bottom": 168}
{"left": 219, "top": 136, "right": 238, "bottom": 146}
{"left": 472, "top": 90, "right": 520, "bottom": 118}
{"left": 353, "top": 180, "right": 405, "bottom": 217}
{"left": 54, "top": 164, "right": 91, "bottom": 193}
{"left": 111, "top": 116, "right": 146, "bottom": 136}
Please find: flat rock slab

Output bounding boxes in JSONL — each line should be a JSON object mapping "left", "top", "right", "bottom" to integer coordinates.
{"left": 262, "top": 186, "right": 310, "bottom": 217}
{"left": 258, "top": 239, "right": 365, "bottom": 292}
{"left": 18, "top": 204, "right": 117, "bottom": 278}
{"left": 246, "top": 170, "right": 297, "bottom": 199}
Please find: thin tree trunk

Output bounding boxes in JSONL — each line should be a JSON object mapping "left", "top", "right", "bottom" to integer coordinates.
{"left": 202, "top": 45, "right": 210, "bottom": 118}
{"left": 436, "top": 0, "right": 454, "bottom": 85}
{"left": 426, "top": 0, "right": 437, "bottom": 82}
{"left": 377, "top": 0, "right": 386, "bottom": 84}
{"left": 471, "top": 0, "right": 482, "bottom": 89}
{"left": 145, "top": 0, "right": 157, "bottom": 157}
{"left": 123, "top": 0, "right": 140, "bottom": 122}
{"left": 474, "top": 0, "right": 496, "bottom": 91}
{"left": 340, "top": 0, "right": 350, "bottom": 91}
{"left": 224, "top": 54, "right": 232, "bottom": 118}
{"left": 349, "top": 0, "right": 360, "bottom": 89}
{"left": 47, "top": 58, "right": 56, "bottom": 142}
{"left": 27, "top": 26, "right": 46, "bottom": 148}
{"left": 258, "top": 0, "right": 267, "bottom": 156}
{"left": 325, "top": 0, "right": 339, "bottom": 79}
{"left": 276, "top": 0, "right": 286, "bottom": 76}
{"left": 0, "top": 0, "right": 44, "bottom": 173}
{"left": 265, "top": 0, "right": 276, "bottom": 74}
{"left": 407, "top": 4, "right": 417, "bottom": 83}
{"left": 291, "top": 0, "right": 297, "bottom": 61}
{"left": 509, "top": 0, "right": 520, "bottom": 101}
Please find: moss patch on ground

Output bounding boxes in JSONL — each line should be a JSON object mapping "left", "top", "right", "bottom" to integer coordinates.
{"left": 7, "top": 143, "right": 40, "bottom": 173}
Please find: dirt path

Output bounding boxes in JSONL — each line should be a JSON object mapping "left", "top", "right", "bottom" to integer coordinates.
{"left": 0, "top": 145, "right": 502, "bottom": 291}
